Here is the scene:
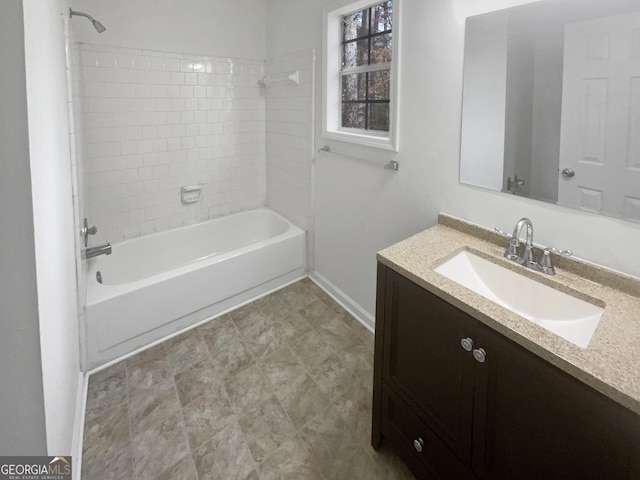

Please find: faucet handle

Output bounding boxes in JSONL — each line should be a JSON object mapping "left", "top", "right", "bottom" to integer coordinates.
{"left": 538, "top": 247, "right": 572, "bottom": 275}
{"left": 496, "top": 227, "right": 521, "bottom": 260}
{"left": 81, "top": 218, "right": 98, "bottom": 247}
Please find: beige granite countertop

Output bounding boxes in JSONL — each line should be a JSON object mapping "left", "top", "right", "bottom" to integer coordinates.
{"left": 377, "top": 214, "right": 640, "bottom": 415}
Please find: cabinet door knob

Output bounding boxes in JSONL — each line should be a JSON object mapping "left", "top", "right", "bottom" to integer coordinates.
{"left": 413, "top": 437, "right": 425, "bottom": 453}
{"left": 473, "top": 348, "right": 487, "bottom": 363}
{"left": 461, "top": 337, "right": 474, "bottom": 352}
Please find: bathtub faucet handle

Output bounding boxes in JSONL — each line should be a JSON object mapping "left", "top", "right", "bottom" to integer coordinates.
{"left": 82, "top": 218, "right": 98, "bottom": 247}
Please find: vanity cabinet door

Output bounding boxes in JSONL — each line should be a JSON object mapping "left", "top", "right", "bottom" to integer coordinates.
{"left": 380, "top": 268, "right": 476, "bottom": 462}
{"left": 471, "top": 323, "right": 638, "bottom": 480}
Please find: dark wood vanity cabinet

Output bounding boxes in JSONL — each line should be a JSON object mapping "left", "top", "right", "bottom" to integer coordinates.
{"left": 372, "top": 263, "right": 640, "bottom": 480}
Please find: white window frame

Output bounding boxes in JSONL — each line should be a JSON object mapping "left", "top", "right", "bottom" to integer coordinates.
{"left": 323, "top": 0, "right": 401, "bottom": 152}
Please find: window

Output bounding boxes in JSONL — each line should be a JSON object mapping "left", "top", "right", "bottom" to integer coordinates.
{"left": 324, "top": 0, "right": 400, "bottom": 150}
{"left": 341, "top": 1, "right": 392, "bottom": 132}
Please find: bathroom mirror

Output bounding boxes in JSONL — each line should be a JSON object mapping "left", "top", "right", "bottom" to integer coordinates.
{"left": 460, "top": 0, "right": 640, "bottom": 222}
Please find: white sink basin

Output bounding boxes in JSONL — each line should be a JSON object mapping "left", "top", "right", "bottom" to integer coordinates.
{"left": 434, "top": 250, "right": 604, "bottom": 348}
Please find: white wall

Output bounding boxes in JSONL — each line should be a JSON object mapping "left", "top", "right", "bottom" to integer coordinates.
{"left": 530, "top": 22, "right": 563, "bottom": 203}
{"left": 23, "top": 0, "right": 80, "bottom": 454}
{"left": 504, "top": 14, "right": 534, "bottom": 196}
{"left": 267, "top": 0, "right": 640, "bottom": 319}
{"left": 72, "top": 0, "right": 266, "bottom": 60}
{"left": 460, "top": 11, "right": 508, "bottom": 191}
{"left": 0, "top": 0, "right": 47, "bottom": 455}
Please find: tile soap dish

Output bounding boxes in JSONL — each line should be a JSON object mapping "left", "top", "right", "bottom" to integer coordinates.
{"left": 181, "top": 184, "right": 202, "bottom": 204}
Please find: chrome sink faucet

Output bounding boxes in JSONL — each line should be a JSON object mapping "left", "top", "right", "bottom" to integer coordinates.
{"left": 496, "top": 218, "right": 571, "bottom": 275}
{"left": 505, "top": 217, "right": 537, "bottom": 268}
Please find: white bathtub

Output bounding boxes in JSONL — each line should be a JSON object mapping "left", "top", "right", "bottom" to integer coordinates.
{"left": 84, "top": 208, "right": 306, "bottom": 368}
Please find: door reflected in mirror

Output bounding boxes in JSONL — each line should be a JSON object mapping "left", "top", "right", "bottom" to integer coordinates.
{"left": 460, "top": 0, "right": 640, "bottom": 222}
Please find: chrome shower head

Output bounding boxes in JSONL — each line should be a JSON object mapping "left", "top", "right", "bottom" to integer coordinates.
{"left": 69, "top": 8, "right": 107, "bottom": 33}
{"left": 92, "top": 19, "right": 107, "bottom": 34}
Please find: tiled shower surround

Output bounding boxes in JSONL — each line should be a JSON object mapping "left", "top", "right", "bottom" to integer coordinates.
{"left": 265, "top": 49, "right": 316, "bottom": 269}
{"left": 76, "top": 44, "right": 267, "bottom": 243}
{"left": 265, "top": 50, "right": 315, "bottom": 234}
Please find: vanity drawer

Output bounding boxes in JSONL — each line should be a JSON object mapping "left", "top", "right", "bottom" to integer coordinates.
{"left": 380, "top": 384, "right": 474, "bottom": 480}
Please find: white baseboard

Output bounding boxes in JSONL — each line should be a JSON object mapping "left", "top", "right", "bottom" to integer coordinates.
{"left": 71, "top": 371, "right": 88, "bottom": 480}
{"left": 308, "top": 271, "right": 375, "bottom": 333}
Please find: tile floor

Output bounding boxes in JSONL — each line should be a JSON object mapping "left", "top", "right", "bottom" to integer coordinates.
{"left": 81, "top": 278, "right": 414, "bottom": 480}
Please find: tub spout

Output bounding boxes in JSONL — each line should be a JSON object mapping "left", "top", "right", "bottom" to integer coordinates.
{"left": 83, "top": 243, "right": 112, "bottom": 259}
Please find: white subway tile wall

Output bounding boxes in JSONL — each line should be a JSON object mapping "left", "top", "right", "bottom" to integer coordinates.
{"left": 265, "top": 50, "right": 315, "bottom": 234}
{"left": 76, "top": 44, "right": 266, "bottom": 243}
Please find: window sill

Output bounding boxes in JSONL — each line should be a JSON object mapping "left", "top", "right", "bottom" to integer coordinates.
{"left": 323, "top": 129, "right": 397, "bottom": 152}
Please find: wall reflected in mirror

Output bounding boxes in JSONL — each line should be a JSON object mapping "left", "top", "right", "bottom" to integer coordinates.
{"left": 460, "top": 0, "right": 640, "bottom": 222}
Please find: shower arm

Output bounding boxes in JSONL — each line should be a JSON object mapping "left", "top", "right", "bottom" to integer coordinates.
{"left": 69, "top": 8, "right": 107, "bottom": 33}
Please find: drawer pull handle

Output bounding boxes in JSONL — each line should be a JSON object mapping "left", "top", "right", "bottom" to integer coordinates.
{"left": 461, "top": 337, "right": 474, "bottom": 352}
{"left": 413, "top": 437, "right": 425, "bottom": 453}
{"left": 473, "top": 348, "right": 487, "bottom": 363}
